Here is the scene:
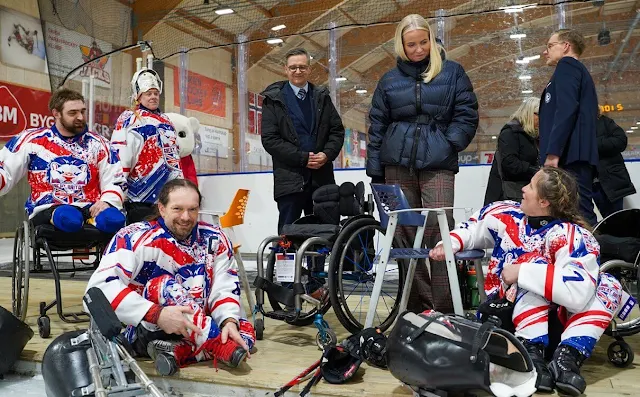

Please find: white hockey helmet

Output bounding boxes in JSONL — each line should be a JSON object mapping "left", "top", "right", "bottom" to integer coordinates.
{"left": 131, "top": 68, "right": 163, "bottom": 101}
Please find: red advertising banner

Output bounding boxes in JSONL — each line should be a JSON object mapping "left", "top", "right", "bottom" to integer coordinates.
{"left": 0, "top": 80, "right": 128, "bottom": 140}
{"left": 172, "top": 68, "right": 226, "bottom": 118}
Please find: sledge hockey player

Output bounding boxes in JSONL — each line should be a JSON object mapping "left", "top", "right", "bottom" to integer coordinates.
{"left": 86, "top": 179, "right": 255, "bottom": 373}
{"left": 111, "top": 68, "right": 183, "bottom": 224}
{"left": 0, "top": 88, "right": 125, "bottom": 233}
{"left": 430, "top": 167, "right": 621, "bottom": 396}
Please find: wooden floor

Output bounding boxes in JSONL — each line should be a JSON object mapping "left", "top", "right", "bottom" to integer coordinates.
{"left": 3, "top": 276, "right": 640, "bottom": 397}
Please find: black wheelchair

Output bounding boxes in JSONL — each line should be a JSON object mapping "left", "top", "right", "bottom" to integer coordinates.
{"left": 253, "top": 181, "right": 409, "bottom": 347}
{"left": 12, "top": 211, "right": 114, "bottom": 338}
{"left": 593, "top": 208, "right": 640, "bottom": 367}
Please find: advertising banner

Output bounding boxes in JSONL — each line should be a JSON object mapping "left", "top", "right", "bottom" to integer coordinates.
{"left": 0, "top": 8, "right": 47, "bottom": 73}
{"left": 198, "top": 124, "right": 229, "bottom": 158}
{"left": 44, "top": 22, "right": 113, "bottom": 88}
{"left": 0, "top": 80, "right": 127, "bottom": 141}
{"left": 172, "top": 68, "right": 226, "bottom": 117}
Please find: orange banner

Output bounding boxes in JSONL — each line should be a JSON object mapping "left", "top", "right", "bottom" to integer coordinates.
{"left": 173, "top": 68, "right": 226, "bottom": 118}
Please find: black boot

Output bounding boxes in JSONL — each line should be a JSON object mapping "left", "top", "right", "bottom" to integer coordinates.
{"left": 548, "top": 344, "right": 587, "bottom": 396}
{"left": 520, "top": 339, "right": 554, "bottom": 392}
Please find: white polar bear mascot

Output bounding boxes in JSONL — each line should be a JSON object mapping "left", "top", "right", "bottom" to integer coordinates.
{"left": 165, "top": 113, "right": 200, "bottom": 186}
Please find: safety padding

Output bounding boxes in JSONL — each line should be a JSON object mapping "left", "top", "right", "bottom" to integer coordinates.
{"left": 0, "top": 305, "right": 34, "bottom": 375}
{"left": 42, "top": 329, "right": 92, "bottom": 397}
{"left": 34, "top": 224, "right": 113, "bottom": 251}
{"left": 387, "top": 311, "right": 537, "bottom": 397}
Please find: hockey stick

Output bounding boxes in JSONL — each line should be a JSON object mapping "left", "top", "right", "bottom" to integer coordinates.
{"left": 274, "top": 359, "right": 321, "bottom": 397}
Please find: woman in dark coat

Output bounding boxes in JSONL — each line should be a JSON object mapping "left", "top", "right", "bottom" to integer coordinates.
{"left": 366, "top": 14, "right": 479, "bottom": 313}
{"left": 593, "top": 113, "right": 636, "bottom": 217}
{"left": 484, "top": 97, "right": 540, "bottom": 205}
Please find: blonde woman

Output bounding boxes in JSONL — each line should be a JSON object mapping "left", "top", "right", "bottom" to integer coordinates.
{"left": 484, "top": 97, "right": 540, "bottom": 204}
{"left": 366, "top": 14, "right": 479, "bottom": 313}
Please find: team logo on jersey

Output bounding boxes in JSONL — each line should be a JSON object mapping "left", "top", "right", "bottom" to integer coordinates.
{"left": 48, "top": 156, "right": 89, "bottom": 203}
{"left": 545, "top": 92, "right": 551, "bottom": 103}
{"left": 597, "top": 276, "right": 622, "bottom": 312}
{"left": 158, "top": 125, "right": 182, "bottom": 171}
{"left": 175, "top": 263, "right": 209, "bottom": 303}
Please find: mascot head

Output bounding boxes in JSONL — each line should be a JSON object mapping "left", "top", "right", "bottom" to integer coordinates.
{"left": 164, "top": 113, "right": 199, "bottom": 158}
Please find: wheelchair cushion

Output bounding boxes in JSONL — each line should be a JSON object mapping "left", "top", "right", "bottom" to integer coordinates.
{"left": 312, "top": 184, "right": 340, "bottom": 203}
{"left": 315, "top": 201, "right": 340, "bottom": 225}
{"left": 281, "top": 223, "right": 341, "bottom": 243}
{"left": 0, "top": 305, "right": 34, "bottom": 375}
{"left": 35, "top": 224, "right": 114, "bottom": 251}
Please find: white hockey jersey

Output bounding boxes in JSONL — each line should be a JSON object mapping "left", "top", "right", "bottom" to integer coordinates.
{"left": 448, "top": 201, "right": 601, "bottom": 314}
{"left": 111, "top": 106, "right": 183, "bottom": 204}
{"left": 0, "top": 125, "right": 125, "bottom": 218}
{"left": 86, "top": 219, "right": 243, "bottom": 328}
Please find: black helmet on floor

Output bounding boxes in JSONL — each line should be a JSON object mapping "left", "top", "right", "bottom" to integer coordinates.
{"left": 320, "top": 344, "right": 363, "bottom": 384}
{"left": 42, "top": 330, "right": 93, "bottom": 397}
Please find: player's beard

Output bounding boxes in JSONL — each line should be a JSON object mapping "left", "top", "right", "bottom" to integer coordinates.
{"left": 61, "top": 117, "right": 86, "bottom": 135}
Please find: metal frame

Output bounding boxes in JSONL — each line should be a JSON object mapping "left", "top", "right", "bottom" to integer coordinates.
{"left": 364, "top": 207, "right": 465, "bottom": 328}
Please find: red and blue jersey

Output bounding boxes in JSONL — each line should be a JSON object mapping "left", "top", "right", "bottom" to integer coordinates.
{"left": 111, "top": 106, "right": 183, "bottom": 204}
{"left": 86, "top": 219, "right": 243, "bottom": 328}
{"left": 449, "top": 201, "right": 601, "bottom": 314}
{"left": 0, "top": 125, "right": 125, "bottom": 218}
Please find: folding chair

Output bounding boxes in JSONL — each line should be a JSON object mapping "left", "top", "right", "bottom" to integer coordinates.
{"left": 199, "top": 189, "right": 256, "bottom": 316}
{"left": 364, "top": 184, "right": 485, "bottom": 328}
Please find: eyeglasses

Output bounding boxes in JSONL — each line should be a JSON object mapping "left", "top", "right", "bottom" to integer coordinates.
{"left": 287, "top": 65, "right": 309, "bottom": 72}
{"left": 546, "top": 41, "right": 566, "bottom": 50}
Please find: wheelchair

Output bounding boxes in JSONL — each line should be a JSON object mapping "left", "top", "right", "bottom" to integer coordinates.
{"left": 12, "top": 211, "right": 114, "bottom": 338}
{"left": 253, "top": 181, "right": 410, "bottom": 348}
{"left": 593, "top": 208, "right": 640, "bottom": 368}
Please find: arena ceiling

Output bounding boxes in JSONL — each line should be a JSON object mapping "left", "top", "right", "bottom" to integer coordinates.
{"left": 122, "top": 0, "right": 640, "bottom": 141}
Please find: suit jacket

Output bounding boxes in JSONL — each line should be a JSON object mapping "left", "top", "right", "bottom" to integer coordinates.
{"left": 282, "top": 83, "right": 315, "bottom": 135}
{"left": 538, "top": 57, "right": 599, "bottom": 167}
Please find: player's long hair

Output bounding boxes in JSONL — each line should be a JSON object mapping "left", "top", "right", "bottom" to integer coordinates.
{"left": 536, "top": 167, "right": 592, "bottom": 231}
{"left": 147, "top": 179, "right": 202, "bottom": 221}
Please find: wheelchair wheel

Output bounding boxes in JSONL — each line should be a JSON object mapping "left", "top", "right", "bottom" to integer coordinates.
{"left": 328, "top": 219, "right": 407, "bottom": 334}
{"left": 608, "top": 340, "right": 634, "bottom": 368}
{"left": 12, "top": 223, "right": 30, "bottom": 322}
{"left": 264, "top": 250, "right": 331, "bottom": 326}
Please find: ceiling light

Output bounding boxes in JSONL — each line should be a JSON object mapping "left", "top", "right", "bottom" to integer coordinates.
{"left": 335, "top": 77, "right": 347, "bottom": 82}
{"left": 524, "top": 55, "right": 540, "bottom": 61}
{"left": 522, "top": 89, "right": 533, "bottom": 94}
{"left": 356, "top": 89, "right": 367, "bottom": 94}
{"left": 500, "top": 3, "right": 537, "bottom": 13}
{"left": 516, "top": 58, "right": 529, "bottom": 65}
{"left": 214, "top": 8, "right": 234, "bottom": 15}
{"left": 266, "top": 38, "right": 283, "bottom": 45}
{"left": 627, "top": 130, "right": 634, "bottom": 133}
{"left": 491, "top": 136, "right": 497, "bottom": 140}
{"left": 510, "top": 33, "right": 527, "bottom": 39}
{"left": 631, "top": 126, "right": 639, "bottom": 130}
{"left": 636, "top": 121, "right": 640, "bottom": 125}
{"left": 519, "top": 75, "right": 532, "bottom": 80}
{"left": 271, "top": 24, "right": 286, "bottom": 31}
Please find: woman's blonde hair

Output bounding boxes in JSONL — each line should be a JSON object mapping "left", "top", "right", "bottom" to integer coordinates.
{"left": 394, "top": 14, "right": 443, "bottom": 84}
{"left": 510, "top": 97, "right": 540, "bottom": 138}
{"left": 536, "top": 167, "right": 591, "bottom": 231}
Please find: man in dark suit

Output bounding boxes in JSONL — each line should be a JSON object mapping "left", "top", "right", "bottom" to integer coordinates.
{"left": 539, "top": 29, "right": 599, "bottom": 226}
{"left": 261, "top": 47, "right": 345, "bottom": 299}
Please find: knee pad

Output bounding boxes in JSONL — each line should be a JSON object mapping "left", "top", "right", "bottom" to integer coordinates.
{"left": 52, "top": 205, "right": 84, "bottom": 233}
{"left": 93, "top": 207, "right": 125, "bottom": 234}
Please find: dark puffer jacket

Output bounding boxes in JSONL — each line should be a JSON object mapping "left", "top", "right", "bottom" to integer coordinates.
{"left": 366, "top": 57, "right": 479, "bottom": 177}
{"left": 596, "top": 115, "right": 636, "bottom": 202}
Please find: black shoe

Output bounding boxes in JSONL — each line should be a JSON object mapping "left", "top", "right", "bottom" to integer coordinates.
{"left": 520, "top": 339, "right": 555, "bottom": 392}
{"left": 548, "top": 344, "right": 586, "bottom": 396}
